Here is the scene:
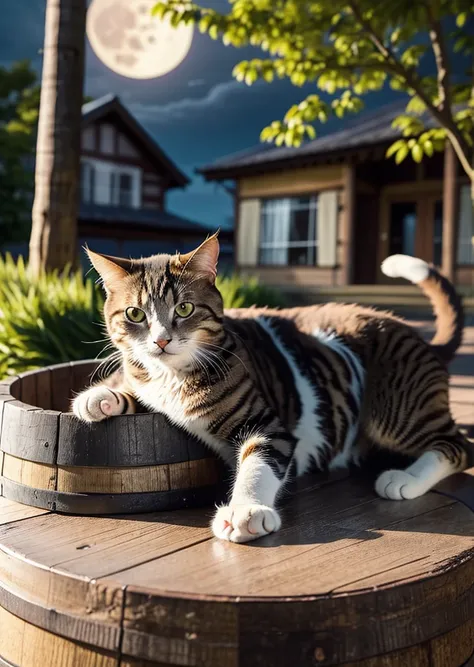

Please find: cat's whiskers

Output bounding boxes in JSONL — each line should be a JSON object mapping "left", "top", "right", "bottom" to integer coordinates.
{"left": 190, "top": 350, "right": 212, "bottom": 386}
{"left": 90, "top": 350, "right": 122, "bottom": 383}
{"left": 195, "top": 348, "right": 229, "bottom": 383}
{"left": 197, "top": 340, "right": 249, "bottom": 373}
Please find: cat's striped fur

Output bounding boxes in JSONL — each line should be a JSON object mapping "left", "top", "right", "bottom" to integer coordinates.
{"left": 74, "top": 235, "right": 471, "bottom": 543}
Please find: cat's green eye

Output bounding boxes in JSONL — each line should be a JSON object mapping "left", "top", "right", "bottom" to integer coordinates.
{"left": 175, "top": 302, "right": 195, "bottom": 318}
{"left": 125, "top": 307, "right": 146, "bottom": 324}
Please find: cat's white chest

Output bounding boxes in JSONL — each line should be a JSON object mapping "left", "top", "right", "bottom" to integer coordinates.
{"left": 134, "top": 376, "right": 187, "bottom": 422}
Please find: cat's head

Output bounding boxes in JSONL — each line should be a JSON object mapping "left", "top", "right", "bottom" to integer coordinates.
{"left": 87, "top": 233, "right": 223, "bottom": 373}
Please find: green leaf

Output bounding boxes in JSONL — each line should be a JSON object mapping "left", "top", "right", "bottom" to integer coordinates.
{"left": 386, "top": 139, "right": 405, "bottom": 158}
{"left": 395, "top": 144, "right": 409, "bottom": 164}
{"left": 411, "top": 143, "right": 423, "bottom": 162}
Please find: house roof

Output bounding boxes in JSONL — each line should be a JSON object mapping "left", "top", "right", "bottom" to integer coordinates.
{"left": 78, "top": 202, "right": 216, "bottom": 234}
{"left": 81, "top": 95, "right": 189, "bottom": 189}
{"left": 199, "top": 101, "right": 438, "bottom": 180}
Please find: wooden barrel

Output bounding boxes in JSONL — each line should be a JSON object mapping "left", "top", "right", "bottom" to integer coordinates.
{"left": 0, "top": 361, "right": 222, "bottom": 514}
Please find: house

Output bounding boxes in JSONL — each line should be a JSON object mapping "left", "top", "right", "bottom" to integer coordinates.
{"left": 79, "top": 95, "right": 233, "bottom": 266}
{"left": 198, "top": 102, "right": 472, "bottom": 291}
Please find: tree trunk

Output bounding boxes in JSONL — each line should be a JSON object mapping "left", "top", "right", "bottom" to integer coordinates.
{"left": 29, "top": 0, "right": 86, "bottom": 276}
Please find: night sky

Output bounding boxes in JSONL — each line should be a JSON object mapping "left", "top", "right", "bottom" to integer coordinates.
{"left": 1, "top": 0, "right": 402, "bottom": 230}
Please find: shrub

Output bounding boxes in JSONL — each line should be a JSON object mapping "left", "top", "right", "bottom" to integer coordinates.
{"left": 216, "top": 274, "right": 285, "bottom": 309}
{"left": 0, "top": 254, "right": 105, "bottom": 377}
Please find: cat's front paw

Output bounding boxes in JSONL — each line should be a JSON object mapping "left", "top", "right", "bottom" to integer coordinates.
{"left": 212, "top": 503, "right": 281, "bottom": 543}
{"left": 72, "top": 386, "right": 128, "bottom": 423}
{"left": 375, "top": 469, "right": 425, "bottom": 500}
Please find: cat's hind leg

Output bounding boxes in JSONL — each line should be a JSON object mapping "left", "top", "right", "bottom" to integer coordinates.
{"left": 375, "top": 431, "right": 470, "bottom": 500}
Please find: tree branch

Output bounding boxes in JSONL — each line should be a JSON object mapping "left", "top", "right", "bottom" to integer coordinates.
{"left": 424, "top": 3, "right": 451, "bottom": 112}
{"left": 347, "top": 0, "right": 473, "bottom": 180}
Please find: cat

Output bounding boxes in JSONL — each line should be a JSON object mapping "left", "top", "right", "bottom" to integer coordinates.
{"left": 73, "top": 233, "right": 472, "bottom": 543}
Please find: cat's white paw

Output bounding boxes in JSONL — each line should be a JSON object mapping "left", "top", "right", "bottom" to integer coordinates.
{"left": 375, "top": 469, "right": 426, "bottom": 500}
{"left": 72, "top": 386, "right": 127, "bottom": 422}
{"left": 212, "top": 503, "right": 281, "bottom": 543}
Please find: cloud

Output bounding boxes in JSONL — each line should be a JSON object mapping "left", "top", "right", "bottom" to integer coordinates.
{"left": 129, "top": 79, "right": 256, "bottom": 123}
{"left": 188, "top": 78, "right": 206, "bottom": 87}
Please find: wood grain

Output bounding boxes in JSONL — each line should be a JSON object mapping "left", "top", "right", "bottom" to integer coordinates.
{"left": 430, "top": 618, "right": 474, "bottom": 667}
{"left": 51, "top": 362, "right": 73, "bottom": 412}
{"left": 0, "top": 509, "right": 212, "bottom": 580}
{"left": 57, "top": 459, "right": 219, "bottom": 494}
{"left": 0, "top": 606, "right": 118, "bottom": 667}
{"left": 0, "top": 401, "right": 59, "bottom": 464}
{"left": 112, "top": 479, "right": 455, "bottom": 595}
{"left": 18, "top": 370, "right": 38, "bottom": 406}
{"left": 121, "top": 593, "right": 238, "bottom": 667}
{"left": 0, "top": 497, "right": 49, "bottom": 525}
{"left": 0, "top": 562, "right": 122, "bottom": 651}
{"left": 35, "top": 366, "right": 53, "bottom": 410}
{"left": 2, "top": 454, "right": 57, "bottom": 491}
{"left": 57, "top": 411, "right": 212, "bottom": 467}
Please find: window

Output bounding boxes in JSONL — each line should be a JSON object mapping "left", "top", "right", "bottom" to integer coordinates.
{"left": 81, "top": 127, "right": 95, "bottom": 151}
{"left": 259, "top": 197, "right": 318, "bottom": 266}
{"left": 80, "top": 162, "right": 95, "bottom": 203}
{"left": 457, "top": 185, "right": 474, "bottom": 265}
{"left": 111, "top": 172, "right": 133, "bottom": 207}
{"left": 100, "top": 124, "right": 115, "bottom": 154}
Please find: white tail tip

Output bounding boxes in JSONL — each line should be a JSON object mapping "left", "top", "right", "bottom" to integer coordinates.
{"left": 381, "top": 254, "right": 430, "bottom": 284}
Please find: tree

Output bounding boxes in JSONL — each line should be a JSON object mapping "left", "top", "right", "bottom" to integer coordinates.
{"left": 154, "top": 0, "right": 474, "bottom": 199}
{"left": 0, "top": 61, "right": 40, "bottom": 245}
{"left": 29, "top": 0, "right": 86, "bottom": 276}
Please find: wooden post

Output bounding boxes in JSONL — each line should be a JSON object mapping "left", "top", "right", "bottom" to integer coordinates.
{"left": 442, "top": 141, "right": 458, "bottom": 281}
{"left": 341, "top": 163, "right": 356, "bottom": 284}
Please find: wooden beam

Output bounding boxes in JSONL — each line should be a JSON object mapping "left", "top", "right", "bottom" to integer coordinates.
{"left": 442, "top": 141, "right": 458, "bottom": 281}
{"left": 341, "top": 163, "right": 356, "bottom": 284}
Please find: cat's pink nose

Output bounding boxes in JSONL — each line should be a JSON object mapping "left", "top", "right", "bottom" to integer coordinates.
{"left": 155, "top": 338, "right": 171, "bottom": 350}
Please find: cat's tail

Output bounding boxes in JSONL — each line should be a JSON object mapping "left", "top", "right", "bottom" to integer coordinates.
{"left": 381, "top": 254, "right": 464, "bottom": 364}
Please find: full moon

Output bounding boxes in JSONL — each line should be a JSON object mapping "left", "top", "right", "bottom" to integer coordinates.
{"left": 86, "top": 0, "right": 193, "bottom": 79}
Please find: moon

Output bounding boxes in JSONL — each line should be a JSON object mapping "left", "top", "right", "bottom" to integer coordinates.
{"left": 86, "top": 0, "right": 193, "bottom": 79}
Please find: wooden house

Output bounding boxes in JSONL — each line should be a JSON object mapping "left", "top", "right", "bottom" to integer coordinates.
{"left": 79, "top": 95, "right": 233, "bottom": 265}
{"left": 199, "top": 103, "right": 472, "bottom": 292}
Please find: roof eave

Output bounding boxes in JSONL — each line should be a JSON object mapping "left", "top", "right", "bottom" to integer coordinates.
{"left": 198, "top": 139, "right": 394, "bottom": 181}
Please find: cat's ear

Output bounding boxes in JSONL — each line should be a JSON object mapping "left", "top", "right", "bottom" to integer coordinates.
{"left": 86, "top": 248, "right": 132, "bottom": 292}
{"left": 178, "top": 232, "right": 220, "bottom": 283}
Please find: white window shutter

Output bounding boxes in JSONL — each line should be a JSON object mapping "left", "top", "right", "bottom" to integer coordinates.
{"left": 317, "top": 190, "right": 338, "bottom": 267}
{"left": 237, "top": 199, "right": 261, "bottom": 266}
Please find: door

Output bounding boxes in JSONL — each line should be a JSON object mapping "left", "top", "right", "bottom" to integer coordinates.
{"left": 379, "top": 192, "right": 443, "bottom": 282}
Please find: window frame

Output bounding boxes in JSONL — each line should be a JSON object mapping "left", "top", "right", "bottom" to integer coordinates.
{"left": 79, "top": 158, "right": 142, "bottom": 209}
{"left": 258, "top": 194, "right": 319, "bottom": 268}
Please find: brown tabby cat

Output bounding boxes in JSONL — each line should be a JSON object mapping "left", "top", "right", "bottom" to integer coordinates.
{"left": 73, "top": 233, "right": 472, "bottom": 543}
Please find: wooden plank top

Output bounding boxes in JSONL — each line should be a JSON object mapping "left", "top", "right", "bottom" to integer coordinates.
{"left": 0, "top": 472, "right": 472, "bottom": 597}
